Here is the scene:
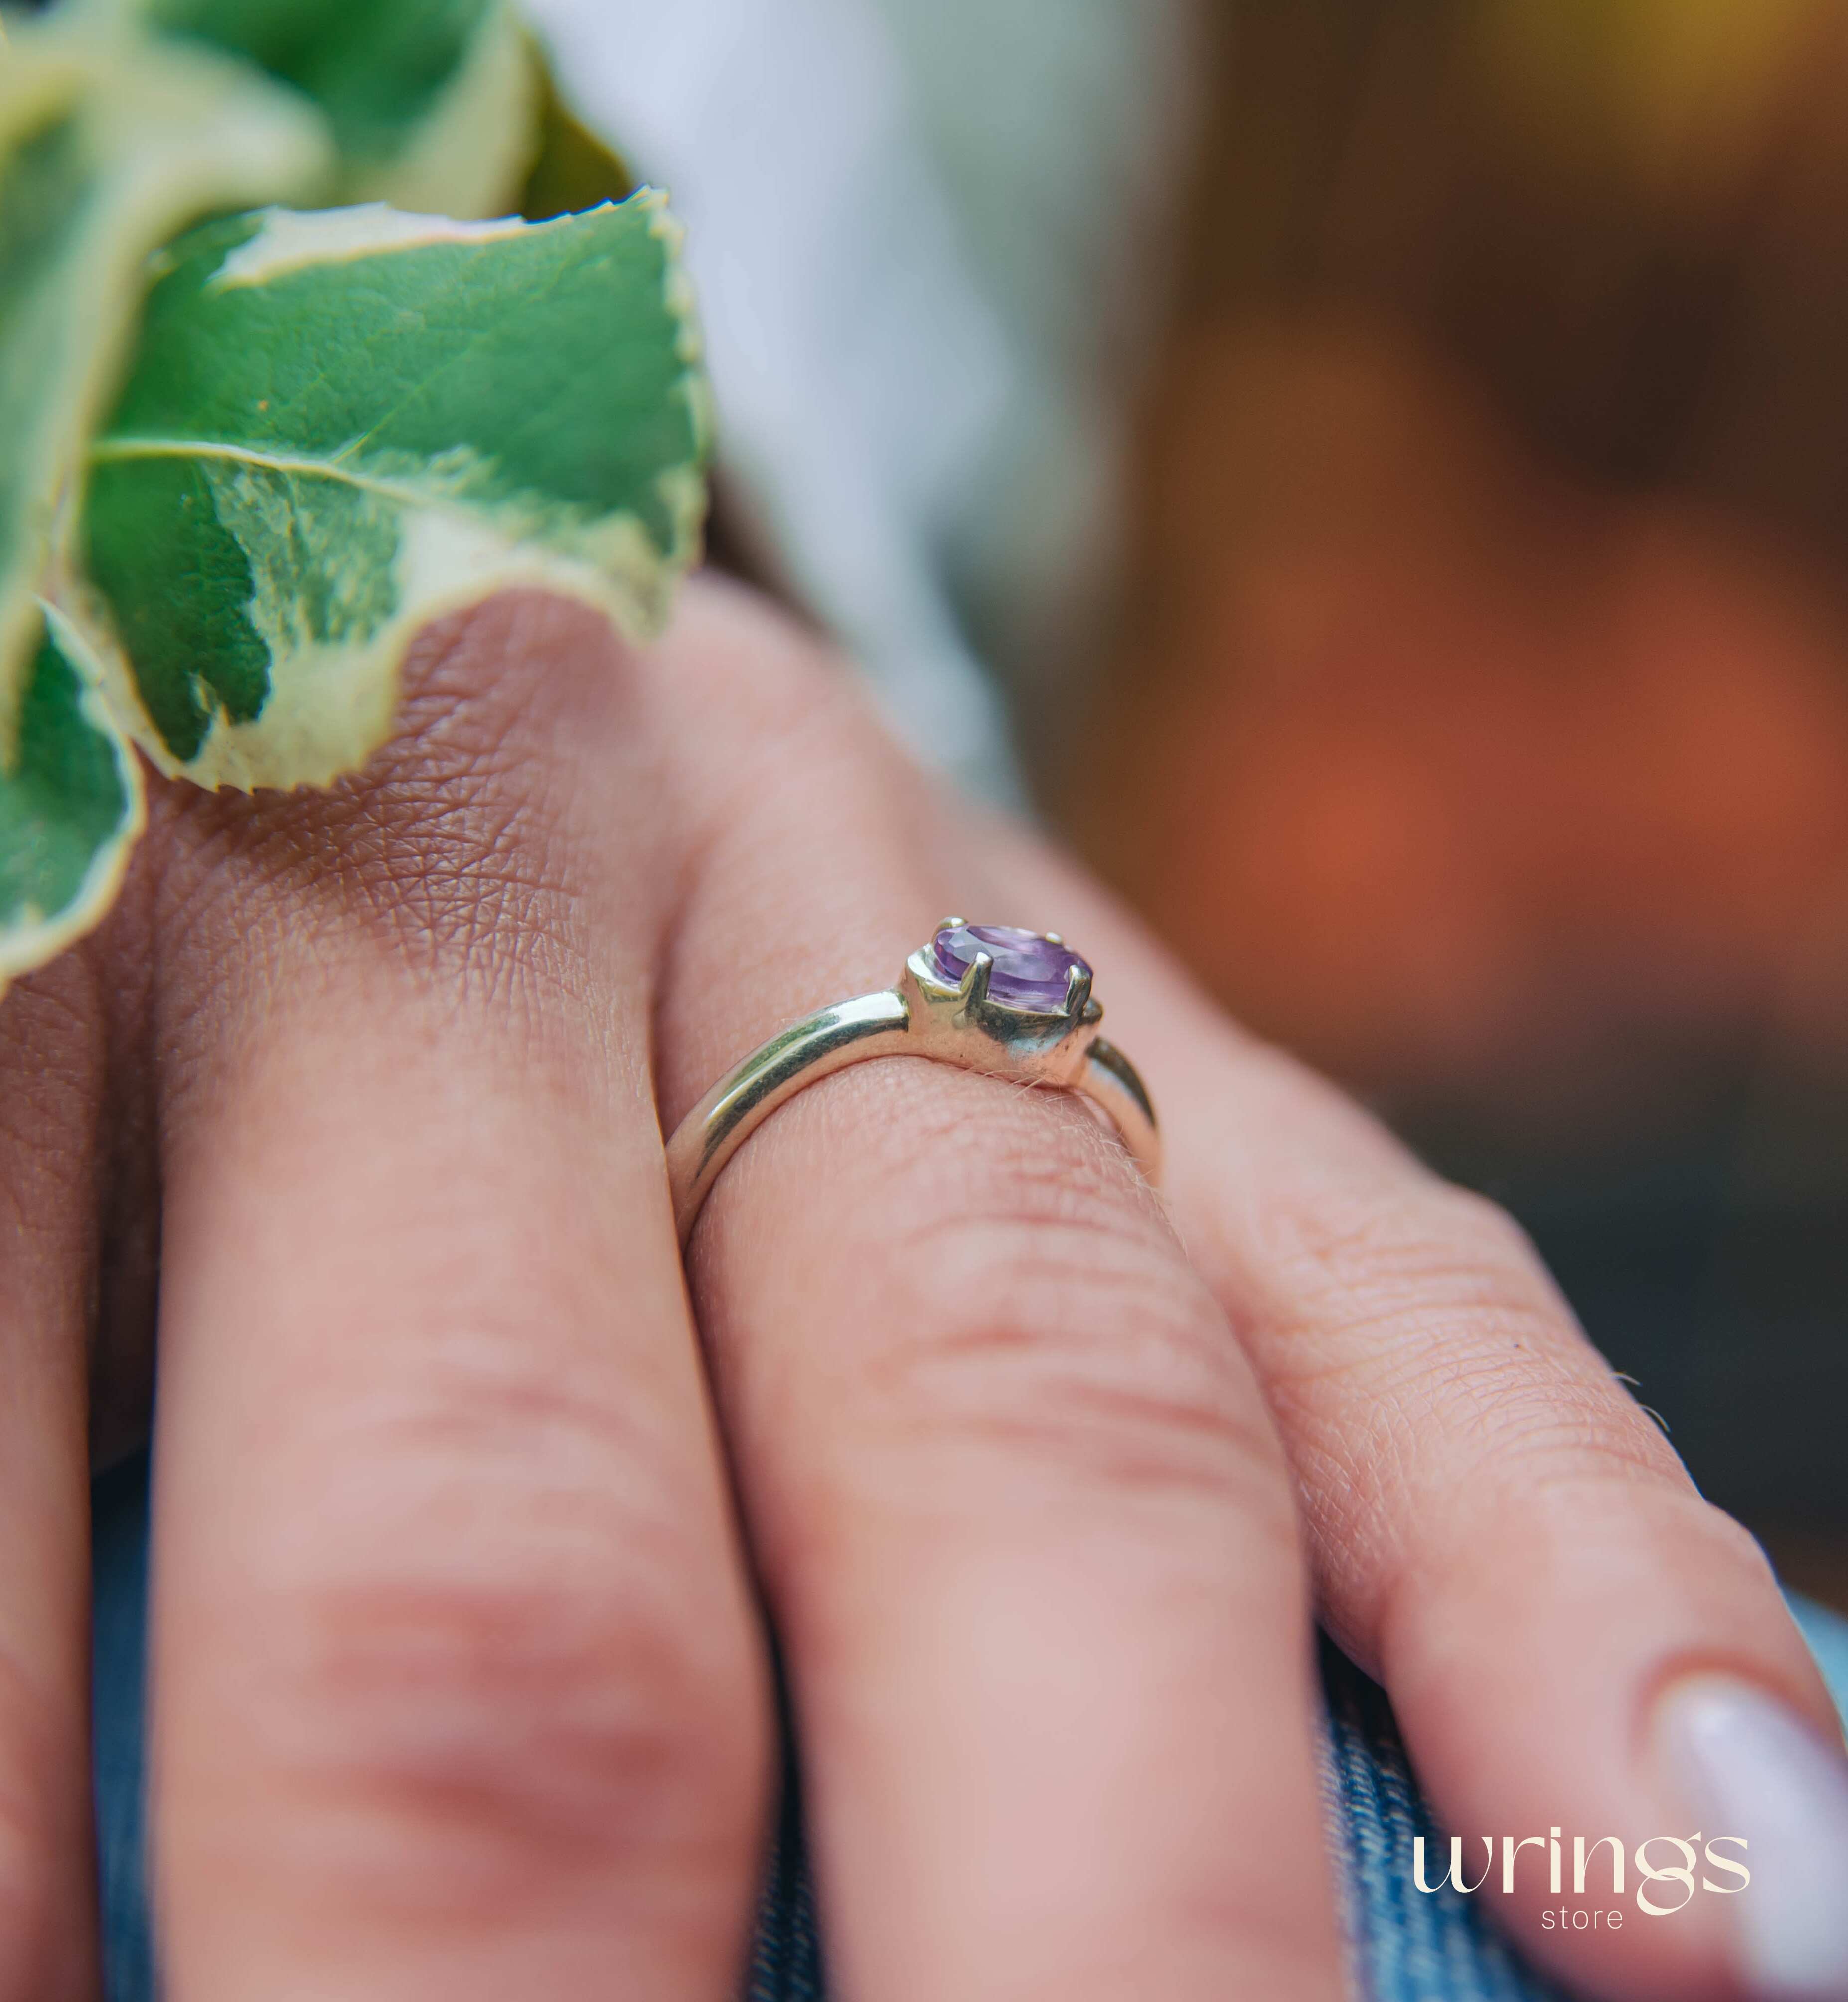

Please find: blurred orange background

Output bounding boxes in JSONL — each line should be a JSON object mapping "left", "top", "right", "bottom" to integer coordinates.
{"left": 1039, "top": 0, "right": 1848, "bottom": 1595}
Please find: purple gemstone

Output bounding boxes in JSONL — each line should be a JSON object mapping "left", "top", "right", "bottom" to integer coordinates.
{"left": 929, "top": 923, "right": 1090, "bottom": 1012}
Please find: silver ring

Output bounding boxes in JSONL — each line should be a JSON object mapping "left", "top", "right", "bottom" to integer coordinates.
{"left": 665, "top": 920, "right": 1161, "bottom": 1244}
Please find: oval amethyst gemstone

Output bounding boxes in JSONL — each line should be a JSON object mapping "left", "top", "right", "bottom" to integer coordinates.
{"left": 929, "top": 923, "right": 1089, "bottom": 1012}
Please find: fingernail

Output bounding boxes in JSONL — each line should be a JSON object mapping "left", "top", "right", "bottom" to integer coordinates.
{"left": 1656, "top": 1675, "right": 1848, "bottom": 2001}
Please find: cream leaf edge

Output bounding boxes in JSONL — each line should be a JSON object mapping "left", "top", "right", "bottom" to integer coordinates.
{"left": 346, "top": 0, "right": 538, "bottom": 220}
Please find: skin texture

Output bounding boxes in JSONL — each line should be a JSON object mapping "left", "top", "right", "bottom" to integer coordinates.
{"left": 0, "top": 575, "right": 1839, "bottom": 2000}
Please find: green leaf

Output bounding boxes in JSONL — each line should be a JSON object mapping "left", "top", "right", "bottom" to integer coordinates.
{"left": 71, "top": 193, "right": 710, "bottom": 791}
{"left": 0, "top": 603, "right": 144, "bottom": 993}
{"left": 0, "top": 20, "right": 328, "bottom": 744}
{"left": 112, "top": 0, "right": 537, "bottom": 218}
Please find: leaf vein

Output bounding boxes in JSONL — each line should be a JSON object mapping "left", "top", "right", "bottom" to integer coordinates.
{"left": 91, "top": 437, "right": 474, "bottom": 517}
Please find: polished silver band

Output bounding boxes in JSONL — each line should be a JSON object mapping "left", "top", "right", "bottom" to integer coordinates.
{"left": 665, "top": 927, "right": 1160, "bottom": 1245}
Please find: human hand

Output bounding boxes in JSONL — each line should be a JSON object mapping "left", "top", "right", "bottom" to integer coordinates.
{"left": 3, "top": 578, "right": 1843, "bottom": 2001}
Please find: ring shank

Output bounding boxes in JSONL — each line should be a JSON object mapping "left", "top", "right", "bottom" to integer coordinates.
{"left": 665, "top": 989, "right": 1160, "bottom": 1244}
{"left": 1081, "top": 1037, "right": 1162, "bottom": 1180}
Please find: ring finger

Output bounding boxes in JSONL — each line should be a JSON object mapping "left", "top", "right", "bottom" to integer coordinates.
{"left": 650, "top": 584, "right": 1346, "bottom": 2002}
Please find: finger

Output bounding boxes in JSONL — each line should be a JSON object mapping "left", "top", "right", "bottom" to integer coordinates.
{"left": 649, "top": 584, "right": 1345, "bottom": 2001}
{"left": 990, "top": 827, "right": 1848, "bottom": 2002}
{"left": 0, "top": 957, "right": 112, "bottom": 2000}
{"left": 143, "top": 596, "right": 770, "bottom": 1999}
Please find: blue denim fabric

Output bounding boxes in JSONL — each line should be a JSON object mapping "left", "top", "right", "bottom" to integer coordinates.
{"left": 92, "top": 1456, "right": 1848, "bottom": 2002}
{"left": 93, "top": 1458, "right": 154, "bottom": 2002}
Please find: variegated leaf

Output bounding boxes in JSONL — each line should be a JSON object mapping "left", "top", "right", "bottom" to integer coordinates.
{"left": 0, "top": 21, "right": 327, "bottom": 986}
{"left": 89, "top": 0, "right": 538, "bottom": 219}
{"left": 0, "top": 21, "right": 329, "bottom": 729}
{"left": 71, "top": 193, "right": 710, "bottom": 792}
{"left": 0, "top": 603, "right": 144, "bottom": 990}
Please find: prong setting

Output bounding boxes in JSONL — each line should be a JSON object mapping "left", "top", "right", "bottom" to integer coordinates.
{"left": 904, "top": 922, "right": 1103, "bottom": 1087}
